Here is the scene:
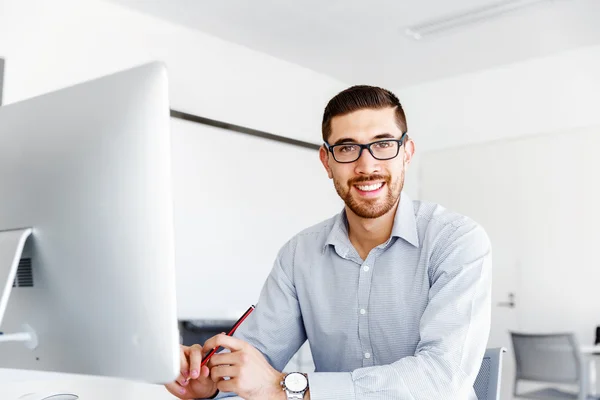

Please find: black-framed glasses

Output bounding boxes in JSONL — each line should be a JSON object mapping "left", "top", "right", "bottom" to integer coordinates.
{"left": 324, "top": 132, "right": 407, "bottom": 163}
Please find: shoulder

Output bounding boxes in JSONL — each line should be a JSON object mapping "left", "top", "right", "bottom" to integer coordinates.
{"left": 272, "top": 213, "right": 340, "bottom": 280}
{"left": 413, "top": 199, "right": 491, "bottom": 258}
{"left": 278, "top": 213, "right": 340, "bottom": 257}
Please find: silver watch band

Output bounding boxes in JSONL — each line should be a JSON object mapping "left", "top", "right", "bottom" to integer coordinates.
{"left": 285, "top": 391, "right": 304, "bottom": 400}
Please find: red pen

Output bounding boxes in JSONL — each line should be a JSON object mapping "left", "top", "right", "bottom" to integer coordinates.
{"left": 200, "top": 305, "right": 255, "bottom": 367}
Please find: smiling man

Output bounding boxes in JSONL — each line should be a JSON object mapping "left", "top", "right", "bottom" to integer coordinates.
{"left": 166, "top": 86, "right": 492, "bottom": 400}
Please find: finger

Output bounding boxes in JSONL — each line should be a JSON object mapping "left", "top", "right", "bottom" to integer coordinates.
{"left": 203, "top": 334, "right": 246, "bottom": 354}
{"left": 208, "top": 351, "right": 238, "bottom": 368}
{"left": 179, "top": 346, "right": 190, "bottom": 379}
{"left": 164, "top": 381, "right": 187, "bottom": 398}
{"left": 201, "top": 334, "right": 221, "bottom": 355}
{"left": 216, "top": 377, "right": 239, "bottom": 394}
{"left": 181, "top": 343, "right": 191, "bottom": 356}
{"left": 188, "top": 344, "right": 204, "bottom": 379}
{"left": 211, "top": 364, "right": 239, "bottom": 382}
{"left": 201, "top": 365, "right": 211, "bottom": 378}
{"left": 176, "top": 373, "right": 189, "bottom": 387}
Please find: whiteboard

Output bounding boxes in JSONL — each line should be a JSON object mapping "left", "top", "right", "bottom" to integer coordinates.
{"left": 170, "top": 118, "right": 343, "bottom": 320}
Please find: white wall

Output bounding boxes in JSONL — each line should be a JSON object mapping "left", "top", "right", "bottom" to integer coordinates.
{"left": 398, "top": 42, "right": 600, "bottom": 226}
{"left": 171, "top": 118, "right": 342, "bottom": 321}
{"left": 0, "top": 0, "right": 346, "bottom": 145}
{"left": 399, "top": 43, "right": 600, "bottom": 153}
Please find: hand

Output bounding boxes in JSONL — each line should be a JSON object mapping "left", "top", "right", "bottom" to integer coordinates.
{"left": 164, "top": 344, "right": 219, "bottom": 399}
{"left": 204, "top": 334, "right": 285, "bottom": 400}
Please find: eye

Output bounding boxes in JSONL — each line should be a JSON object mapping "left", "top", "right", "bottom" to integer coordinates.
{"left": 338, "top": 144, "right": 358, "bottom": 153}
{"left": 373, "top": 141, "right": 394, "bottom": 149}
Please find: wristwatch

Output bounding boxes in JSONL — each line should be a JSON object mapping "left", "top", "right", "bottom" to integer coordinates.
{"left": 280, "top": 372, "right": 309, "bottom": 399}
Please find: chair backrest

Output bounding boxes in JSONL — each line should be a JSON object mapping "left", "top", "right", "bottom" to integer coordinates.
{"left": 510, "top": 332, "right": 581, "bottom": 385}
{"left": 474, "top": 347, "right": 506, "bottom": 400}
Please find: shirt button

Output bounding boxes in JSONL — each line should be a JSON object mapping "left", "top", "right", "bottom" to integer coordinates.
{"left": 365, "top": 352, "right": 371, "bottom": 359}
{"left": 363, "top": 265, "right": 370, "bottom": 272}
{"left": 360, "top": 308, "right": 366, "bottom": 315}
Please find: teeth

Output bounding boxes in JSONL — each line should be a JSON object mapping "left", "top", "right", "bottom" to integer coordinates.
{"left": 356, "top": 183, "right": 383, "bottom": 192}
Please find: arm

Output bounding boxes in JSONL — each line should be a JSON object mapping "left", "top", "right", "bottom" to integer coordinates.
{"left": 307, "top": 222, "right": 492, "bottom": 400}
{"left": 235, "top": 238, "right": 307, "bottom": 370}
{"left": 209, "top": 238, "right": 308, "bottom": 399}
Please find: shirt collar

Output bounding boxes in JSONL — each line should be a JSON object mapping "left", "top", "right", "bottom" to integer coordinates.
{"left": 323, "top": 209, "right": 350, "bottom": 254}
{"left": 324, "top": 191, "right": 420, "bottom": 252}
{"left": 391, "top": 192, "right": 420, "bottom": 247}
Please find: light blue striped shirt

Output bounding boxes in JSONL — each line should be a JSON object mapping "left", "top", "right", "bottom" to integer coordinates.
{"left": 217, "top": 192, "right": 491, "bottom": 399}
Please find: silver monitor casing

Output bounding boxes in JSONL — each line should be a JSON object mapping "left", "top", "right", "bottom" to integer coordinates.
{"left": 0, "top": 62, "right": 179, "bottom": 384}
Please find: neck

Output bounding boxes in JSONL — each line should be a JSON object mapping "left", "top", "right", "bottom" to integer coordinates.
{"left": 346, "top": 199, "right": 400, "bottom": 260}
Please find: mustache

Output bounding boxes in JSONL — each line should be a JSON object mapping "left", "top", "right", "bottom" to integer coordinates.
{"left": 348, "top": 174, "right": 390, "bottom": 186}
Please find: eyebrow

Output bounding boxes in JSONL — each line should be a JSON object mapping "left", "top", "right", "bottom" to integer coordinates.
{"left": 333, "top": 133, "right": 397, "bottom": 145}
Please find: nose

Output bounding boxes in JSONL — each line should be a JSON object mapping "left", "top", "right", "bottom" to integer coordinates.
{"left": 354, "top": 147, "right": 381, "bottom": 175}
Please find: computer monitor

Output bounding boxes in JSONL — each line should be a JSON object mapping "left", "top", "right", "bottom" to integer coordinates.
{"left": 0, "top": 62, "right": 179, "bottom": 384}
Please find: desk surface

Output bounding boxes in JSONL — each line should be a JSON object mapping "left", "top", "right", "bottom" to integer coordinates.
{"left": 0, "top": 369, "right": 244, "bottom": 400}
{"left": 0, "top": 378, "right": 176, "bottom": 399}
{"left": 581, "top": 345, "right": 600, "bottom": 354}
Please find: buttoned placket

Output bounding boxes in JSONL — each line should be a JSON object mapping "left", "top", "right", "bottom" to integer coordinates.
{"left": 356, "top": 249, "right": 379, "bottom": 367}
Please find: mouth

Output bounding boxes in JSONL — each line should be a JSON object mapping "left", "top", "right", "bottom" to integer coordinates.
{"left": 353, "top": 181, "right": 385, "bottom": 196}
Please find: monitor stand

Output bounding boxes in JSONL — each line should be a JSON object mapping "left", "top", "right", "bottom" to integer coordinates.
{"left": 0, "top": 228, "right": 38, "bottom": 348}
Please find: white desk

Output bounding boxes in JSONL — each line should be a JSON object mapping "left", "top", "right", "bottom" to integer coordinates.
{"left": 0, "top": 369, "right": 244, "bottom": 400}
{"left": 580, "top": 345, "right": 600, "bottom": 398}
{"left": 0, "top": 371, "right": 175, "bottom": 399}
{"left": 0, "top": 380, "right": 176, "bottom": 399}
{"left": 0, "top": 369, "right": 173, "bottom": 400}
{"left": 581, "top": 345, "right": 600, "bottom": 355}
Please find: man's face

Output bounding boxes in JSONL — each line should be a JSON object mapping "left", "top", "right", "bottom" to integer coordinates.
{"left": 320, "top": 107, "right": 414, "bottom": 219}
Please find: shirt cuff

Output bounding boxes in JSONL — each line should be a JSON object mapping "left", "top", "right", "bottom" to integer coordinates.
{"left": 307, "top": 372, "right": 355, "bottom": 400}
{"left": 198, "top": 389, "right": 228, "bottom": 399}
{"left": 210, "top": 389, "right": 235, "bottom": 399}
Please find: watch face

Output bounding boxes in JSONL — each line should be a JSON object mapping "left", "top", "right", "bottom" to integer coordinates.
{"left": 284, "top": 372, "right": 308, "bottom": 392}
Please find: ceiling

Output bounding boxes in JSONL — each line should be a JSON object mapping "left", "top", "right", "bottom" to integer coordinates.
{"left": 108, "top": 0, "right": 600, "bottom": 89}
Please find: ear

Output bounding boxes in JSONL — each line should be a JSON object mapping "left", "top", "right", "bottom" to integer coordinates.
{"left": 403, "top": 138, "right": 415, "bottom": 166}
{"left": 319, "top": 146, "right": 334, "bottom": 179}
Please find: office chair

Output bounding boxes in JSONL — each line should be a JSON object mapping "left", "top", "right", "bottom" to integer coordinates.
{"left": 474, "top": 347, "right": 506, "bottom": 400}
{"left": 511, "top": 332, "right": 600, "bottom": 399}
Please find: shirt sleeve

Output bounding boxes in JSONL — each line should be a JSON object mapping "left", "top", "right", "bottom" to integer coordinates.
{"left": 308, "top": 221, "right": 492, "bottom": 400}
{"left": 212, "top": 238, "right": 307, "bottom": 399}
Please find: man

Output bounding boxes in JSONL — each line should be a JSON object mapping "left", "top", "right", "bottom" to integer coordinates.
{"left": 165, "top": 85, "right": 492, "bottom": 400}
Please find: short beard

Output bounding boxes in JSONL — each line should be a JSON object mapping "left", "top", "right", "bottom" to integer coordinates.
{"left": 333, "top": 170, "right": 404, "bottom": 219}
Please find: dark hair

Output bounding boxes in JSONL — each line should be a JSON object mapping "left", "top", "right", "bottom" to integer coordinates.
{"left": 322, "top": 85, "right": 407, "bottom": 143}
